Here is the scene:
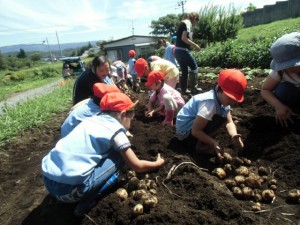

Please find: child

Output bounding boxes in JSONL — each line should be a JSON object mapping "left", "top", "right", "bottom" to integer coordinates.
{"left": 61, "top": 83, "right": 121, "bottom": 137}
{"left": 42, "top": 91, "right": 165, "bottom": 217}
{"left": 112, "top": 60, "right": 130, "bottom": 90}
{"left": 73, "top": 55, "right": 115, "bottom": 105}
{"left": 175, "top": 69, "right": 247, "bottom": 160}
{"left": 147, "top": 55, "right": 162, "bottom": 63}
{"left": 145, "top": 71, "right": 185, "bottom": 126}
{"left": 161, "top": 36, "right": 179, "bottom": 67}
{"left": 261, "top": 32, "right": 300, "bottom": 127}
{"left": 134, "top": 58, "right": 179, "bottom": 89}
{"left": 128, "top": 50, "right": 142, "bottom": 92}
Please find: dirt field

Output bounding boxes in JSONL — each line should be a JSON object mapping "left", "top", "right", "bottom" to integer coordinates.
{"left": 0, "top": 75, "right": 299, "bottom": 225}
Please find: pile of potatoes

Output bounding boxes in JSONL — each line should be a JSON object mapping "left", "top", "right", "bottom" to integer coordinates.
{"left": 211, "top": 152, "right": 278, "bottom": 209}
{"left": 115, "top": 170, "right": 159, "bottom": 216}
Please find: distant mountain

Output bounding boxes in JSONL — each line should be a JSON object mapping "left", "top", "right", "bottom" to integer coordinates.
{"left": 0, "top": 41, "right": 99, "bottom": 54}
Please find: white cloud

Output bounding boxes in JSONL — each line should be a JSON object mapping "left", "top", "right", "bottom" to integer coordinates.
{"left": 0, "top": 0, "right": 281, "bottom": 46}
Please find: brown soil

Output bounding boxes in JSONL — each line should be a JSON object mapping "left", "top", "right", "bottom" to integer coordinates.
{"left": 0, "top": 76, "right": 299, "bottom": 225}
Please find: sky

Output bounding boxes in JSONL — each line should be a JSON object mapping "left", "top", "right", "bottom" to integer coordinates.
{"left": 0, "top": 0, "right": 282, "bottom": 47}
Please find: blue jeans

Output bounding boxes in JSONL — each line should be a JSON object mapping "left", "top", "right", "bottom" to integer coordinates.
{"left": 179, "top": 114, "right": 227, "bottom": 150}
{"left": 275, "top": 82, "right": 300, "bottom": 108}
{"left": 174, "top": 48, "right": 198, "bottom": 92}
{"left": 43, "top": 151, "right": 124, "bottom": 203}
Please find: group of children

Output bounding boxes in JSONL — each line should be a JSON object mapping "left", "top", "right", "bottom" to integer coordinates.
{"left": 42, "top": 31, "right": 300, "bottom": 216}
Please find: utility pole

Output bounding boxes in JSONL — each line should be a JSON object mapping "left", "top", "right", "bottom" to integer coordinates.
{"left": 131, "top": 20, "right": 135, "bottom": 36}
{"left": 44, "top": 38, "right": 54, "bottom": 69}
{"left": 56, "top": 30, "right": 63, "bottom": 58}
{"left": 177, "top": 0, "right": 187, "bottom": 14}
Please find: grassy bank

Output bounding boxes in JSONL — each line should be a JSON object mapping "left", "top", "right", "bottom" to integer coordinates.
{"left": 0, "top": 79, "right": 74, "bottom": 145}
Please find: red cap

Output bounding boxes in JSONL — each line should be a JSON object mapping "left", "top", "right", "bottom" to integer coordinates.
{"left": 100, "top": 92, "right": 139, "bottom": 111}
{"left": 145, "top": 71, "right": 165, "bottom": 86}
{"left": 218, "top": 69, "right": 247, "bottom": 103}
{"left": 129, "top": 50, "right": 136, "bottom": 57}
{"left": 93, "top": 83, "right": 120, "bottom": 99}
{"left": 134, "top": 58, "right": 148, "bottom": 77}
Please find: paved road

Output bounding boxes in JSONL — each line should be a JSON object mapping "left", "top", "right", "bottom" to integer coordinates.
{"left": 0, "top": 78, "right": 64, "bottom": 116}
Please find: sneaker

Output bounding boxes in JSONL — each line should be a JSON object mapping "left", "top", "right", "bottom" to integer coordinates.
{"left": 191, "top": 88, "right": 202, "bottom": 95}
{"left": 183, "top": 89, "right": 191, "bottom": 95}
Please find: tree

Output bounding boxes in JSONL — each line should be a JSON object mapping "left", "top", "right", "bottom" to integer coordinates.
{"left": 17, "top": 49, "right": 27, "bottom": 58}
{"left": 30, "top": 53, "right": 42, "bottom": 62}
{"left": 246, "top": 3, "right": 256, "bottom": 12}
{"left": 194, "top": 4, "right": 243, "bottom": 44}
{"left": 150, "top": 14, "right": 180, "bottom": 36}
{"left": 0, "top": 51, "right": 7, "bottom": 70}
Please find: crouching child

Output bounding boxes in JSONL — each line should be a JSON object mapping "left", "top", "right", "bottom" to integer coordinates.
{"left": 42, "top": 91, "right": 165, "bottom": 217}
{"left": 145, "top": 71, "right": 185, "bottom": 126}
{"left": 175, "top": 69, "right": 247, "bottom": 160}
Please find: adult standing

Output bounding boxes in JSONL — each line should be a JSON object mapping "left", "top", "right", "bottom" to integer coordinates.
{"left": 261, "top": 32, "right": 300, "bottom": 127}
{"left": 174, "top": 12, "right": 202, "bottom": 95}
{"left": 72, "top": 55, "right": 116, "bottom": 105}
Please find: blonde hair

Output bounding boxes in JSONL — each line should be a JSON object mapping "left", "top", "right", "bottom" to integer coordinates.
{"left": 182, "top": 12, "right": 199, "bottom": 23}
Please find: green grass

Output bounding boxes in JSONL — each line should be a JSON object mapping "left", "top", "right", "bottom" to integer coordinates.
{"left": 237, "top": 17, "right": 300, "bottom": 41}
{"left": 0, "top": 76, "right": 62, "bottom": 100}
{"left": 0, "top": 79, "right": 74, "bottom": 145}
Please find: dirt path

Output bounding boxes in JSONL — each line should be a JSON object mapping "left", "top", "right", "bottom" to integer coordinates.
{"left": 0, "top": 78, "right": 63, "bottom": 116}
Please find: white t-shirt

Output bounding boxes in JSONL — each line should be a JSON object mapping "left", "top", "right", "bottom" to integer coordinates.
{"left": 269, "top": 70, "right": 300, "bottom": 88}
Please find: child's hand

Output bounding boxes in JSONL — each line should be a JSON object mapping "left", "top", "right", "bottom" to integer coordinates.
{"left": 275, "top": 105, "right": 294, "bottom": 127}
{"left": 145, "top": 110, "right": 154, "bottom": 118}
{"left": 213, "top": 143, "right": 224, "bottom": 161}
{"left": 156, "top": 153, "right": 165, "bottom": 166}
{"left": 232, "top": 134, "right": 244, "bottom": 151}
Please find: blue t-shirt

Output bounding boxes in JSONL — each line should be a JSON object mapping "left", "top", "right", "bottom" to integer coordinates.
{"left": 128, "top": 58, "right": 137, "bottom": 76}
{"left": 61, "top": 98, "right": 101, "bottom": 138}
{"left": 176, "top": 89, "right": 230, "bottom": 140}
{"left": 164, "top": 44, "right": 178, "bottom": 66}
{"left": 42, "top": 114, "right": 130, "bottom": 185}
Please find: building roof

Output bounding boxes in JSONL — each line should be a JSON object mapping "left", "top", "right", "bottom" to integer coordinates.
{"left": 102, "top": 35, "right": 162, "bottom": 48}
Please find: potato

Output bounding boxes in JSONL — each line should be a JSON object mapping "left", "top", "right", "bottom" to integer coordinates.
{"left": 149, "top": 188, "right": 157, "bottom": 195}
{"left": 140, "top": 193, "right": 152, "bottom": 201}
{"left": 258, "top": 166, "right": 269, "bottom": 176}
{"left": 138, "top": 179, "right": 148, "bottom": 190}
{"left": 244, "top": 176, "right": 262, "bottom": 189}
{"left": 212, "top": 168, "right": 227, "bottom": 180}
{"left": 116, "top": 188, "right": 128, "bottom": 201}
{"left": 133, "top": 204, "right": 143, "bottom": 215}
{"left": 143, "top": 196, "right": 158, "bottom": 208}
{"left": 261, "top": 189, "right": 275, "bottom": 203}
{"left": 133, "top": 189, "right": 148, "bottom": 201}
{"left": 254, "top": 193, "right": 262, "bottom": 202}
{"left": 127, "top": 177, "right": 140, "bottom": 192}
{"left": 234, "top": 175, "right": 245, "bottom": 186}
{"left": 224, "top": 179, "right": 236, "bottom": 189}
{"left": 148, "top": 180, "right": 158, "bottom": 190}
{"left": 232, "top": 187, "right": 243, "bottom": 199}
{"left": 232, "top": 157, "right": 244, "bottom": 166}
{"left": 269, "top": 185, "right": 277, "bottom": 191}
{"left": 223, "top": 164, "right": 233, "bottom": 174}
{"left": 251, "top": 202, "right": 262, "bottom": 211}
{"left": 235, "top": 166, "right": 249, "bottom": 176}
{"left": 127, "top": 170, "right": 136, "bottom": 179}
{"left": 268, "top": 179, "right": 277, "bottom": 186}
{"left": 286, "top": 189, "right": 300, "bottom": 203}
{"left": 223, "top": 152, "right": 233, "bottom": 164}
{"left": 241, "top": 157, "right": 252, "bottom": 166}
{"left": 242, "top": 187, "right": 254, "bottom": 200}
